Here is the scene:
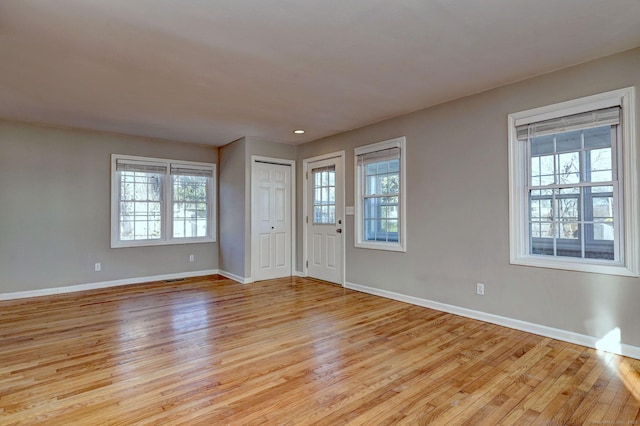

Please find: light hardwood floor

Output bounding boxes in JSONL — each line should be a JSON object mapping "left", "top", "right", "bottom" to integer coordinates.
{"left": 0, "top": 275, "right": 639, "bottom": 425}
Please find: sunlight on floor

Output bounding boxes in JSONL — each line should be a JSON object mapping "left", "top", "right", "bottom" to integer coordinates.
{"left": 596, "top": 327, "right": 640, "bottom": 402}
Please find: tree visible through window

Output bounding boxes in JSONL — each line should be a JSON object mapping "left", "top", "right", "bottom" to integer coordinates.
{"left": 172, "top": 169, "right": 211, "bottom": 238}
{"left": 117, "top": 163, "right": 165, "bottom": 241}
{"left": 355, "top": 137, "right": 406, "bottom": 252}
{"left": 508, "top": 87, "right": 638, "bottom": 276}
{"left": 111, "top": 155, "right": 216, "bottom": 248}
{"left": 364, "top": 158, "right": 399, "bottom": 242}
{"left": 528, "top": 125, "right": 616, "bottom": 259}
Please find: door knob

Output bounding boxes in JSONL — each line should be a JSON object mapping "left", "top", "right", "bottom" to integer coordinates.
{"left": 336, "top": 228, "right": 342, "bottom": 233}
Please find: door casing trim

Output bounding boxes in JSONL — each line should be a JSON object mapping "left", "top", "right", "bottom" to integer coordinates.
{"left": 250, "top": 156, "right": 296, "bottom": 281}
{"left": 302, "top": 151, "right": 346, "bottom": 286}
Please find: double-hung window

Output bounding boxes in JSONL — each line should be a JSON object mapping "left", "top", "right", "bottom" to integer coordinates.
{"left": 508, "top": 88, "right": 637, "bottom": 276}
{"left": 111, "top": 154, "right": 216, "bottom": 248}
{"left": 354, "top": 136, "right": 406, "bottom": 252}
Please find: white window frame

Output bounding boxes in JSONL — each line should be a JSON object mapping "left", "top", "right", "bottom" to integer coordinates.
{"left": 354, "top": 136, "right": 407, "bottom": 252}
{"left": 508, "top": 87, "right": 638, "bottom": 276}
{"left": 111, "top": 154, "right": 216, "bottom": 248}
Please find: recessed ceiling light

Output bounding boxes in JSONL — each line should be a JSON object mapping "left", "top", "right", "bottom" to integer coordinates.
{"left": 293, "top": 129, "right": 305, "bottom": 134}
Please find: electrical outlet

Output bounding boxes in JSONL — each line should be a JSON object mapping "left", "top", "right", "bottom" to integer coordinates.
{"left": 95, "top": 262, "right": 101, "bottom": 272}
{"left": 476, "top": 282, "right": 485, "bottom": 296}
{"left": 189, "top": 254, "right": 195, "bottom": 262}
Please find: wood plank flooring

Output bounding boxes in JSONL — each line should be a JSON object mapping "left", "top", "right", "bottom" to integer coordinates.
{"left": 0, "top": 275, "right": 639, "bottom": 425}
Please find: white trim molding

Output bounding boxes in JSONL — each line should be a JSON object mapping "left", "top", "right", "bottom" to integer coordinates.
{"left": 217, "top": 270, "right": 254, "bottom": 284}
{"left": 249, "top": 155, "right": 296, "bottom": 282}
{"left": 302, "top": 150, "right": 346, "bottom": 285}
{"left": 0, "top": 270, "right": 219, "bottom": 301}
{"left": 345, "top": 281, "right": 640, "bottom": 360}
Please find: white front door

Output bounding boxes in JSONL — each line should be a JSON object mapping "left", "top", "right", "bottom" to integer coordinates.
{"left": 306, "top": 156, "right": 344, "bottom": 284}
{"left": 252, "top": 161, "right": 292, "bottom": 281}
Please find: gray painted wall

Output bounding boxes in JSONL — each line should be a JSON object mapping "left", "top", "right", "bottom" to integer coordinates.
{"left": 218, "top": 138, "right": 247, "bottom": 278}
{"left": 244, "top": 138, "right": 298, "bottom": 279}
{"left": 296, "top": 47, "right": 640, "bottom": 346}
{"left": 0, "top": 121, "right": 218, "bottom": 293}
{"left": 218, "top": 137, "right": 297, "bottom": 279}
{"left": 1, "top": 46, "right": 638, "bottom": 348}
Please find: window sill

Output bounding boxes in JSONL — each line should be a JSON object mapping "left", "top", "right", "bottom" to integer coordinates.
{"left": 355, "top": 240, "right": 406, "bottom": 252}
{"left": 111, "top": 237, "right": 216, "bottom": 249}
{"left": 510, "top": 255, "right": 637, "bottom": 277}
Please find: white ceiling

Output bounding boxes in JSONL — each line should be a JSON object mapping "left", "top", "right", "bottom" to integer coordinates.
{"left": 1, "top": 0, "right": 640, "bottom": 147}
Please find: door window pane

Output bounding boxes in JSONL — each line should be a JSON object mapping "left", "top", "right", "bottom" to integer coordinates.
{"left": 312, "top": 166, "right": 336, "bottom": 224}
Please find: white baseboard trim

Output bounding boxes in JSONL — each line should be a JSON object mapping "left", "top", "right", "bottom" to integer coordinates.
{"left": 218, "top": 270, "right": 253, "bottom": 284}
{"left": 217, "top": 270, "right": 305, "bottom": 283}
{"left": 0, "top": 270, "right": 220, "bottom": 301}
{"left": 345, "top": 281, "right": 640, "bottom": 361}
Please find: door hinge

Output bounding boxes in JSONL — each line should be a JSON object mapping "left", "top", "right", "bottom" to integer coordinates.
{"left": 306, "top": 171, "right": 308, "bottom": 179}
{"left": 306, "top": 260, "right": 308, "bottom": 268}
{"left": 306, "top": 216, "right": 308, "bottom": 224}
